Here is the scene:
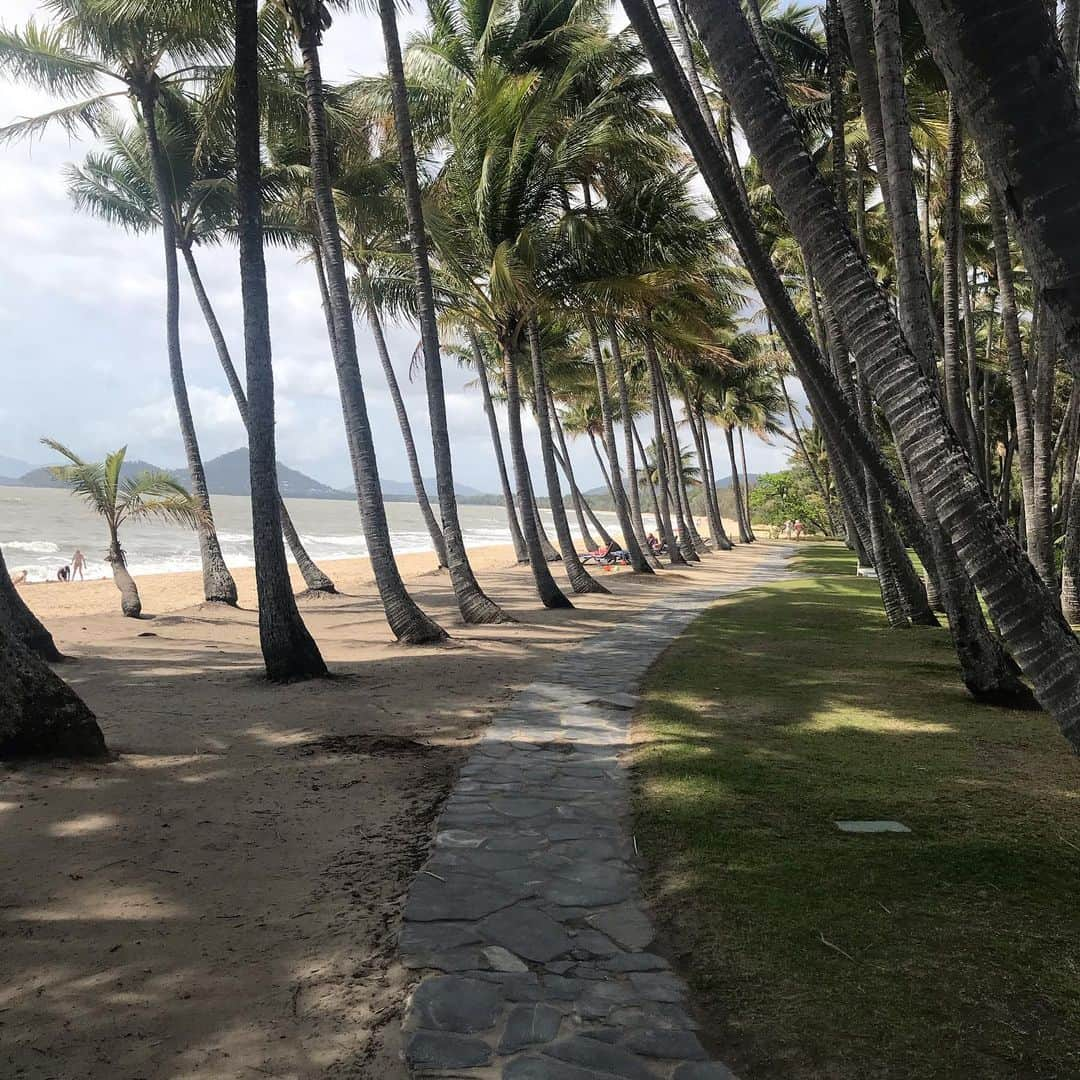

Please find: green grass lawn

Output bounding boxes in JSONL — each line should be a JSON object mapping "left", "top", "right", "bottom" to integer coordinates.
{"left": 633, "top": 544, "right": 1080, "bottom": 1079}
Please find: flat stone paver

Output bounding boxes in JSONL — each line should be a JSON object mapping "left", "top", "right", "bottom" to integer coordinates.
{"left": 398, "top": 548, "right": 793, "bottom": 1078}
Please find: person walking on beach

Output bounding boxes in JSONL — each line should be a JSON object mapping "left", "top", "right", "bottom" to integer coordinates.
{"left": 71, "top": 548, "right": 86, "bottom": 581}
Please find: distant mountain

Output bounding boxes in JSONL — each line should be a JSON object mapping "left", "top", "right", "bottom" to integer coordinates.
{"left": 14, "top": 458, "right": 165, "bottom": 490}
{"left": 8, "top": 447, "right": 492, "bottom": 502}
{"left": 184, "top": 448, "right": 343, "bottom": 499}
{"left": 0, "top": 454, "right": 37, "bottom": 480}
{"left": 381, "top": 476, "right": 485, "bottom": 500}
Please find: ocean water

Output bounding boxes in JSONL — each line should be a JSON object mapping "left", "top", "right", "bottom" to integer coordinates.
{"left": 0, "top": 485, "right": 617, "bottom": 583}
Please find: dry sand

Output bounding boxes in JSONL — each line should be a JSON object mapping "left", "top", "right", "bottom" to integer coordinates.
{"left": 1, "top": 538, "right": 778, "bottom": 1079}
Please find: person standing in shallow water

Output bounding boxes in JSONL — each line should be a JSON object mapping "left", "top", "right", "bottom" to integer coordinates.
{"left": 71, "top": 549, "right": 86, "bottom": 581}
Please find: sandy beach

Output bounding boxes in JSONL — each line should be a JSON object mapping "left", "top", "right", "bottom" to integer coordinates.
{"left": 1, "top": 536, "right": 776, "bottom": 1079}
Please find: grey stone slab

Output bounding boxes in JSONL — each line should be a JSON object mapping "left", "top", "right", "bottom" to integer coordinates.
{"left": 401, "top": 922, "right": 483, "bottom": 953}
{"left": 628, "top": 972, "right": 687, "bottom": 1004}
{"left": 406, "top": 878, "right": 526, "bottom": 922}
{"left": 602, "top": 952, "right": 670, "bottom": 973}
{"left": 587, "top": 903, "right": 654, "bottom": 951}
{"left": 411, "top": 976, "right": 502, "bottom": 1034}
{"left": 498, "top": 1003, "right": 564, "bottom": 1053}
{"left": 545, "top": 866, "right": 632, "bottom": 907}
{"left": 576, "top": 980, "right": 641, "bottom": 1020}
{"left": 673, "top": 1065, "right": 739, "bottom": 1080}
{"left": 483, "top": 945, "right": 530, "bottom": 973}
{"left": 437, "top": 829, "right": 488, "bottom": 849}
{"left": 623, "top": 1028, "right": 707, "bottom": 1060}
{"left": 402, "top": 945, "right": 488, "bottom": 973}
{"left": 834, "top": 820, "right": 911, "bottom": 833}
{"left": 609, "top": 1003, "right": 698, "bottom": 1030}
{"left": 485, "top": 832, "right": 549, "bottom": 853}
{"left": 543, "top": 1036, "right": 657, "bottom": 1079}
{"left": 406, "top": 1030, "right": 493, "bottom": 1069}
{"left": 478, "top": 907, "right": 572, "bottom": 963}
{"left": 541, "top": 974, "right": 585, "bottom": 1001}
{"left": 569, "top": 930, "right": 620, "bottom": 958}
{"left": 503, "top": 1057, "right": 605, "bottom": 1080}
{"left": 475, "top": 972, "right": 543, "bottom": 1001}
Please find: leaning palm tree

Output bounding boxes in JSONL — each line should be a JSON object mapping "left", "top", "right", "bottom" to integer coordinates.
{"left": 64, "top": 109, "right": 338, "bottom": 595}
{"left": 0, "top": 1, "right": 239, "bottom": 607}
{"left": 372, "top": 0, "right": 513, "bottom": 621}
{"left": 274, "top": 0, "right": 446, "bottom": 644}
{"left": 43, "top": 440, "right": 208, "bottom": 619}
{"left": 674, "top": 0, "right": 1080, "bottom": 742}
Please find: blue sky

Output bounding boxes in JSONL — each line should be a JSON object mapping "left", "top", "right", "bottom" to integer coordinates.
{"left": 0, "top": 1, "right": 792, "bottom": 492}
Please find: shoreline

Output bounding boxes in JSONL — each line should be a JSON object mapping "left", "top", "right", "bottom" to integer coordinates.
{"left": 13, "top": 542, "right": 521, "bottom": 622}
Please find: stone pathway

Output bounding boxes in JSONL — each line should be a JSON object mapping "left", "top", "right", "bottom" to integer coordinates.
{"left": 398, "top": 548, "right": 793, "bottom": 1078}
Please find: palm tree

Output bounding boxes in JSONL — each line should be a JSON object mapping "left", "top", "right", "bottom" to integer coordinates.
{"left": 233, "top": 0, "right": 327, "bottom": 681}
{"left": 525, "top": 319, "right": 608, "bottom": 592}
{"left": 64, "top": 112, "right": 338, "bottom": 595}
{"left": 909, "top": 0, "right": 1080, "bottom": 373}
{"left": 277, "top": 0, "right": 446, "bottom": 644}
{"left": 679, "top": 0, "right": 1080, "bottom": 741}
{"left": 621, "top": 0, "right": 1038, "bottom": 704}
{"left": 1, "top": 623, "right": 106, "bottom": 760}
{"left": 369, "top": 0, "right": 513, "bottom": 622}
{"left": 0, "top": 2, "right": 240, "bottom": 607}
{"left": 43, "top": 440, "right": 208, "bottom": 619}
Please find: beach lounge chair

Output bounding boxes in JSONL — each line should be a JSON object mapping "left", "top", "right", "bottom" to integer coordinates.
{"left": 581, "top": 541, "right": 631, "bottom": 566}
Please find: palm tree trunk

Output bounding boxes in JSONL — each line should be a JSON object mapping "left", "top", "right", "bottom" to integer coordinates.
{"left": 530, "top": 498, "right": 562, "bottom": 563}
{"left": 0, "top": 547, "right": 62, "bottom": 660}
{"left": 737, "top": 427, "right": 756, "bottom": 540}
{"left": 658, "top": 370, "right": 701, "bottom": 558}
{"left": 233, "top": 0, "right": 327, "bottom": 681}
{"left": 959, "top": 241, "right": 986, "bottom": 480}
{"left": 870, "top": 0, "right": 940, "bottom": 377}
{"left": 1, "top": 624, "right": 106, "bottom": 760}
{"left": 179, "top": 242, "right": 336, "bottom": 594}
{"left": 1062, "top": 452, "right": 1080, "bottom": 621}
{"left": 377, "top": 0, "right": 510, "bottom": 625}
{"left": 584, "top": 316, "right": 653, "bottom": 572}
{"left": 527, "top": 320, "right": 607, "bottom": 594}
{"left": 942, "top": 101, "right": 981, "bottom": 463}
{"left": 685, "top": 0, "right": 1070, "bottom": 727}
{"left": 632, "top": 418, "right": 665, "bottom": 536}
{"left": 469, "top": 331, "right": 528, "bottom": 563}
{"left": 724, "top": 426, "right": 753, "bottom": 544}
{"left": 295, "top": 21, "right": 445, "bottom": 644}
{"left": 356, "top": 263, "right": 449, "bottom": 569}
{"left": 989, "top": 189, "right": 1051, "bottom": 581}
{"left": 606, "top": 318, "right": 654, "bottom": 556}
{"left": 138, "top": 89, "right": 237, "bottom": 607}
{"left": 589, "top": 430, "right": 618, "bottom": 506}
{"left": 642, "top": 329, "right": 686, "bottom": 564}
{"left": 502, "top": 342, "right": 572, "bottom": 608}
{"left": 552, "top": 443, "right": 596, "bottom": 551}
{"left": 686, "top": 401, "right": 733, "bottom": 550}
{"left": 1032, "top": 312, "right": 1058, "bottom": 592}
{"left": 696, "top": 411, "right": 733, "bottom": 548}
{"left": 910, "top": 0, "right": 1080, "bottom": 371}
{"left": 107, "top": 535, "right": 142, "bottom": 619}
{"left": 548, "top": 391, "right": 598, "bottom": 550}
{"left": 838, "top": 0, "right": 892, "bottom": 216}
{"left": 854, "top": 349, "right": 911, "bottom": 628}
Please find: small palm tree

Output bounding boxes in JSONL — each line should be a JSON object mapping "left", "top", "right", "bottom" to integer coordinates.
{"left": 43, "top": 440, "right": 208, "bottom": 619}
